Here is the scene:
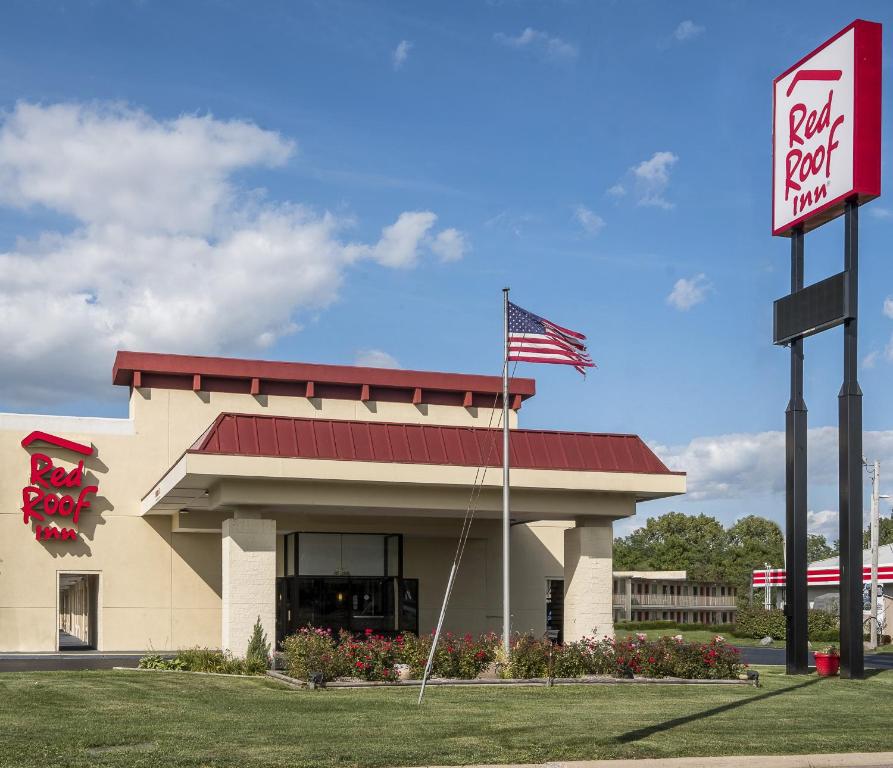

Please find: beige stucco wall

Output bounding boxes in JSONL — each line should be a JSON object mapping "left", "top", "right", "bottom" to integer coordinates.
{"left": 0, "top": 383, "right": 655, "bottom": 652}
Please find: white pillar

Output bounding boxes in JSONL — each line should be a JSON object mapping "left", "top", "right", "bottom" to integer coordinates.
{"left": 222, "top": 512, "right": 276, "bottom": 657}
{"left": 563, "top": 517, "right": 614, "bottom": 643}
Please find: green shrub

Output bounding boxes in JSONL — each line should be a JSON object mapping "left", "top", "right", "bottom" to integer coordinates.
{"left": 281, "top": 626, "right": 344, "bottom": 681}
{"left": 337, "top": 629, "right": 402, "bottom": 681}
{"left": 551, "top": 637, "right": 616, "bottom": 677}
{"left": 398, "top": 632, "right": 433, "bottom": 678}
{"left": 614, "top": 634, "right": 743, "bottom": 679}
{"left": 429, "top": 632, "right": 498, "bottom": 679}
{"left": 733, "top": 607, "right": 787, "bottom": 639}
{"left": 616, "top": 620, "right": 736, "bottom": 633}
{"left": 505, "top": 634, "right": 551, "bottom": 678}
{"left": 733, "top": 607, "right": 840, "bottom": 641}
{"left": 245, "top": 616, "right": 271, "bottom": 672}
{"left": 614, "top": 620, "right": 677, "bottom": 631}
{"left": 138, "top": 653, "right": 184, "bottom": 670}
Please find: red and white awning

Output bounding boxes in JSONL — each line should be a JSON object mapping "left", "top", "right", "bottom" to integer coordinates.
{"left": 752, "top": 565, "right": 893, "bottom": 587}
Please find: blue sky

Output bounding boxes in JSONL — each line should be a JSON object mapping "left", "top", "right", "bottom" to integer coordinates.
{"left": 2, "top": 0, "right": 893, "bottom": 538}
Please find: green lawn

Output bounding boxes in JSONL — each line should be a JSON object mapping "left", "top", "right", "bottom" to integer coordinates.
{"left": 1, "top": 668, "right": 891, "bottom": 767}
{"left": 626, "top": 629, "right": 786, "bottom": 648}
{"left": 626, "top": 629, "right": 892, "bottom": 654}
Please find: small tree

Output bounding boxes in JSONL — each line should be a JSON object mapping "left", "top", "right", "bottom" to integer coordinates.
{"left": 245, "top": 616, "right": 271, "bottom": 673}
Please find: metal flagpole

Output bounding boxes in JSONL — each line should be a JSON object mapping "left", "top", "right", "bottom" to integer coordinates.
{"left": 503, "top": 287, "right": 511, "bottom": 655}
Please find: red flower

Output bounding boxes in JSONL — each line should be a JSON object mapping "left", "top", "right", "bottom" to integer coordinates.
{"left": 365, "top": 628, "right": 373, "bottom": 636}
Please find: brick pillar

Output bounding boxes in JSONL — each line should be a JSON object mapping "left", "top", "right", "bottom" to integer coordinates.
{"left": 222, "top": 512, "right": 276, "bottom": 657}
{"left": 563, "top": 518, "right": 614, "bottom": 642}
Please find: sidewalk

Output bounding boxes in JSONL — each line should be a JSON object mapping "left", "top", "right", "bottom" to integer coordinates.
{"left": 413, "top": 754, "right": 893, "bottom": 768}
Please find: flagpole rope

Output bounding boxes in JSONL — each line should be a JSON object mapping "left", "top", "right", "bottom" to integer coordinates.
{"left": 418, "top": 357, "right": 519, "bottom": 705}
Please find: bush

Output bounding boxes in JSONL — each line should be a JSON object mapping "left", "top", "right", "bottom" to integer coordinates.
{"left": 432, "top": 632, "right": 499, "bottom": 679}
{"left": 337, "top": 629, "right": 402, "bottom": 682}
{"left": 733, "top": 607, "right": 840, "bottom": 641}
{"left": 505, "top": 634, "right": 551, "bottom": 678}
{"left": 245, "top": 616, "right": 271, "bottom": 673}
{"left": 174, "top": 648, "right": 255, "bottom": 674}
{"left": 551, "top": 637, "right": 616, "bottom": 677}
{"left": 614, "top": 620, "right": 678, "bottom": 631}
{"left": 281, "top": 626, "right": 344, "bottom": 682}
{"left": 137, "top": 648, "right": 262, "bottom": 675}
{"left": 615, "top": 620, "right": 736, "bottom": 633}
{"left": 398, "top": 632, "right": 433, "bottom": 678}
{"left": 275, "top": 629, "right": 744, "bottom": 682}
{"left": 138, "top": 653, "right": 184, "bottom": 671}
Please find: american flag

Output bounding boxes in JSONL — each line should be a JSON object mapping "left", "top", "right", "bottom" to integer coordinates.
{"left": 507, "top": 301, "right": 594, "bottom": 374}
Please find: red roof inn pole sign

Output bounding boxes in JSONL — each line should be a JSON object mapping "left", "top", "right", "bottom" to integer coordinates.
{"left": 773, "top": 20, "right": 881, "bottom": 235}
{"left": 20, "top": 431, "right": 98, "bottom": 542}
{"left": 772, "top": 19, "right": 881, "bottom": 682}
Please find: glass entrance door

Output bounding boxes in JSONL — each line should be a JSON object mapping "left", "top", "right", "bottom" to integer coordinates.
{"left": 275, "top": 576, "right": 419, "bottom": 645}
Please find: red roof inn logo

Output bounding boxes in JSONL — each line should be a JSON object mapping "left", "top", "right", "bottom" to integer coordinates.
{"left": 772, "top": 20, "right": 881, "bottom": 236}
{"left": 20, "top": 431, "right": 98, "bottom": 542}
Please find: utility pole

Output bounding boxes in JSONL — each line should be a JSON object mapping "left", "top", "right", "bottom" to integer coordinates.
{"left": 865, "top": 459, "right": 888, "bottom": 650}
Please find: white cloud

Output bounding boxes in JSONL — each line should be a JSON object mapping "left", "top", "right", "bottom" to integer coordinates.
{"left": 493, "top": 28, "right": 578, "bottom": 61}
{"left": 0, "top": 102, "right": 293, "bottom": 235}
{"left": 667, "top": 273, "right": 710, "bottom": 311}
{"left": 573, "top": 204, "right": 605, "bottom": 236}
{"left": 0, "top": 102, "right": 463, "bottom": 407}
{"left": 883, "top": 297, "right": 893, "bottom": 319}
{"left": 673, "top": 20, "right": 705, "bottom": 42}
{"left": 807, "top": 509, "right": 839, "bottom": 539}
{"left": 606, "top": 183, "right": 626, "bottom": 198}
{"left": 430, "top": 228, "right": 468, "bottom": 262}
{"left": 869, "top": 206, "right": 893, "bottom": 220}
{"left": 355, "top": 349, "right": 401, "bottom": 369}
{"left": 650, "top": 427, "right": 893, "bottom": 502}
{"left": 347, "top": 211, "right": 438, "bottom": 268}
{"left": 632, "top": 151, "right": 679, "bottom": 209}
{"left": 863, "top": 350, "right": 880, "bottom": 369}
{"left": 393, "top": 40, "right": 413, "bottom": 70}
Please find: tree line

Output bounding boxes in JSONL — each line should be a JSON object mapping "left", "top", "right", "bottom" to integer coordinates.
{"left": 611, "top": 512, "right": 893, "bottom": 595}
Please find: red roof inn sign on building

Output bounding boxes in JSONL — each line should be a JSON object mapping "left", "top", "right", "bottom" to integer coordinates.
{"left": 772, "top": 20, "right": 881, "bottom": 236}
{"left": 20, "top": 431, "right": 98, "bottom": 542}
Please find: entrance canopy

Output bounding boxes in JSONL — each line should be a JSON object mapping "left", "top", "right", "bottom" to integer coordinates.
{"left": 142, "top": 413, "right": 685, "bottom": 525}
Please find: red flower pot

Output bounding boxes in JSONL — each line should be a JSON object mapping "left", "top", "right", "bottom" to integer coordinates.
{"left": 815, "top": 652, "right": 840, "bottom": 677}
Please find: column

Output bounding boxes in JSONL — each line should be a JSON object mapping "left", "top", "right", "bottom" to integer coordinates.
{"left": 222, "top": 511, "right": 276, "bottom": 657}
{"left": 563, "top": 517, "right": 614, "bottom": 643}
{"left": 624, "top": 576, "right": 632, "bottom": 621}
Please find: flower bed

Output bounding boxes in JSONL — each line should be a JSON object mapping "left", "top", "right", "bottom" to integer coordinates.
{"left": 280, "top": 627, "right": 744, "bottom": 683}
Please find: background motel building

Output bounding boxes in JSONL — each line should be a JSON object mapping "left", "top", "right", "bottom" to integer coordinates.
{"left": 0, "top": 352, "right": 685, "bottom": 655}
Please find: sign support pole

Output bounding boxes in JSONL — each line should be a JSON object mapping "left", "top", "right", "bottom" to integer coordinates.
{"left": 785, "top": 225, "right": 809, "bottom": 674}
{"left": 838, "top": 197, "right": 864, "bottom": 679}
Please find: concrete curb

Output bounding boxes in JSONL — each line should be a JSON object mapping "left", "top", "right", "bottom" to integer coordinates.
{"left": 408, "top": 753, "right": 893, "bottom": 768}
{"left": 266, "top": 670, "right": 755, "bottom": 690}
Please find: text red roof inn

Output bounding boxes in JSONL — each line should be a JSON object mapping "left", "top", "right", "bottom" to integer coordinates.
{"left": 190, "top": 413, "right": 679, "bottom": 475}
{"left": 113, "top": 351, "right": 535, "bottom": 410}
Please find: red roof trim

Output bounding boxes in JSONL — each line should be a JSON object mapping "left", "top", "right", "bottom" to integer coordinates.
{"left": 113, "top": 351, "right": 535, "bottom": 405}
{"left": 187, "top": 413, "right": 683, "bottom": 476}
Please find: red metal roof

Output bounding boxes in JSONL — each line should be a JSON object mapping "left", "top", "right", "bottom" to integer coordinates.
{"left": 113, "top": 351, "right": 535, "bottom": 409}
{"left": 189, "top": 413, "right": 680, "bottom": 475}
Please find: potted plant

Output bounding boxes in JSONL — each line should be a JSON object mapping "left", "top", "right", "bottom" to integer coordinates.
{"left": 814, "top": 645, "right": 840, "bottom": 677}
